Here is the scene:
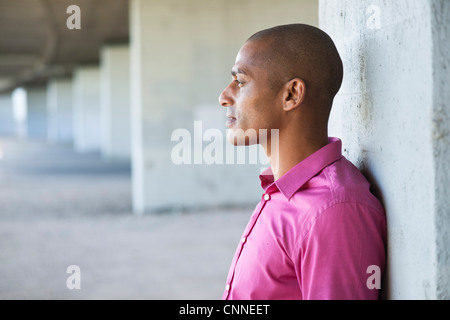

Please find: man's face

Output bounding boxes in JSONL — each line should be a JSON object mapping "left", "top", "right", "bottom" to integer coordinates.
{"left": 219, "top": 40, "right": 283, "bottom": 146}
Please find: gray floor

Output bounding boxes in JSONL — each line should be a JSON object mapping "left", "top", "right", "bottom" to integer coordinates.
{"left": 0, "top": 137, "right": 251, "bottom": 300}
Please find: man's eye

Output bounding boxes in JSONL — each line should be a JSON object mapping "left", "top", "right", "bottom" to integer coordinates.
{"left": 235, "top": 79, "right": 244, "bottom": 87}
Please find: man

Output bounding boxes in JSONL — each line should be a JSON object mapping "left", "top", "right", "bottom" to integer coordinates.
{"left": 218, "top": 24, "right": 386, "bottom": 300}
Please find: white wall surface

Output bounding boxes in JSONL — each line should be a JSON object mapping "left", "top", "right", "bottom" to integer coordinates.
{"left": 129, "top": 0, "right": 318, "bottom": 213}
{"left": 320, "top": 0, "right": 450, "bottom": 299}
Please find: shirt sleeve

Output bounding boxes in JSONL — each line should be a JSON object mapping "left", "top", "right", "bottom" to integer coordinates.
{"left": 297, "top": 202, "right": 386, "bottom": 300}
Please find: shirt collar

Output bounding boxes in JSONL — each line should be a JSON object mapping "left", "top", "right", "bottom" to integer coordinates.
{"left": 259, "top": 137, "right": 343, "bottom": 200}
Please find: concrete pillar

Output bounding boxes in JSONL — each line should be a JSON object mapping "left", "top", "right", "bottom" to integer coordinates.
{"left": 47, "top": 78, "right": 74, "bottom": 144}
{"left": 26, "top": 84, "right": 48, "bottom": 140}
{"left": 0, "top": 92, "right": 15, "bottom": 137}
{"left": 129, "top": 0, "right": 318, "bottom": 213}
{"left": 100, "top": 44, "right": 131, "bottom": 160}
{"left": 11, "top": 87, "right": 27, "bottom": 138}
{"left": 320, "top": 0, "right": 450, "bottom": 299}
{"left": 73, "top": 66, "right": 101, "bottom": 152}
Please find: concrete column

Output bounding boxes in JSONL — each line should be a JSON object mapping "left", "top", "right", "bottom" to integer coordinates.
{"left": 0, "top": 92, "right": 15, "bottom": 137}
{"left": 73, "top": 66, "right": 101, "bottom": 152}
{"left": 129, "top": 0, "right": 318, "bottom": 213}
{"left": 47, "top": 78, "right": 74, "bottom": 144}
{"left": 320, "top": 0, "right": 450, "bottom": 299}
{"left": 11, "top": 87, "right": 27, "bottom": 138}
{"left": 26, "top": 84, "right": 48, "bottom": 140}
{"left": 100, "top": 44, "right": 131, "bottom": 160}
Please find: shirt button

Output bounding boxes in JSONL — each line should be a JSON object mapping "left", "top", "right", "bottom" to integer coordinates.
{"left": 241, "top": 237, "right": 246, "bottom": 244}
{"left": 225, "top": 284, "right": 230, "bottom": 291}
{"left": 264, "top": 194, "right": 270, "bottom": 201}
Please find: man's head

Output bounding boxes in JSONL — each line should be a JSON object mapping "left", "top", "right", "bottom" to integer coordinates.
{"left": 219, "top": 24, "right": 343, "bottom": 146}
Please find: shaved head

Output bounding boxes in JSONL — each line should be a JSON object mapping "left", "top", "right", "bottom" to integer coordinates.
{"left": 246, "top": 24, "right": 343, "bottom": 105}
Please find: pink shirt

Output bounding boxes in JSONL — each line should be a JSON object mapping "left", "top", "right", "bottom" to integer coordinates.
{"left": 222, "top": 138, "right": 387, "bottom": 300}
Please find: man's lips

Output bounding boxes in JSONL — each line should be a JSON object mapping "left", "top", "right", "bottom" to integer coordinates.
{"left": 226, "top": 114, "right": 237, "bottom": 128}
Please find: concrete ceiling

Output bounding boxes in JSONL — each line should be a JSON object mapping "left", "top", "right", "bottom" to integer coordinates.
{"left": 0, "top": 0, "right": 129, "bottom": 93}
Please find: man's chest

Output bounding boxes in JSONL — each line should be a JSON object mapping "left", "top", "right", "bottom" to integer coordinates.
{"left": 228, "top": 204, "right": 303, "bottom": 299}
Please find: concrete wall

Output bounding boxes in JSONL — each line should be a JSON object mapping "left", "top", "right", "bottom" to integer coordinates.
{"left": 320, "top": 0, "right": 450, "bottom": 299}
{"left": 26, "top": 84, "right": 48, "bottom": 140}
{"left": 431, "top": 0, "right": 450, "bottom": 300}
{"left": 73, "top": 66, "right": 101, "bottom": 152}
{"left": 100, "top": 44, "right": 131, "bottom": 160}
{"left": 0, "top": 92, "right": 15, "bottom": 137}
{"left": 47, "top": 78, "right": 74, "bottom": 144}
{"left": 129, "top": 0, "right": 318, "bottom": 213}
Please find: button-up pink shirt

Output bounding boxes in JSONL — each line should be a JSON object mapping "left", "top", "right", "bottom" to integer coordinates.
{"left": 222, "top": 138, "right": 387, "bottom": 300}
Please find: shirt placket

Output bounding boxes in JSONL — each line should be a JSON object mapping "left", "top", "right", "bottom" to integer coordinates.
{"left": 223, "top": 192, "right": 272, "bottom": 300}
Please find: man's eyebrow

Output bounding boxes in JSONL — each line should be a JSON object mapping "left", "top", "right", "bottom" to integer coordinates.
{"left": 231, "top": 68, "right": 248, "bottom": 77}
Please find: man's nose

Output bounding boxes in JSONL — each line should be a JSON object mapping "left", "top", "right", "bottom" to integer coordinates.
{"left": 218, "top": 85, "right": 234, "bottom": 107}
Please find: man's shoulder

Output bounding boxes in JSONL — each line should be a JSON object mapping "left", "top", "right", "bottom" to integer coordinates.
{"left": 289, "top": 156, "right": 384, "bottom": 215}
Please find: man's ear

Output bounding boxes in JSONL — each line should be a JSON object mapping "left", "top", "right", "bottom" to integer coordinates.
{"left": 282, "top": 78, "right": 306, "bottom": 112}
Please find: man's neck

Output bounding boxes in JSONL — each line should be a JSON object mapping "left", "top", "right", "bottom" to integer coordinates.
{"left": 264, "top": 131, "right": 329, "bottom": 181}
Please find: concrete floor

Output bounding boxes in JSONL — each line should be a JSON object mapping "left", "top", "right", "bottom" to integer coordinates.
{"left": 0, "top": 137, "right": 251, "bottom": 300}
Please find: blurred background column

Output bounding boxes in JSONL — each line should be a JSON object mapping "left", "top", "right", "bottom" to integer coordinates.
{"left": 100, "top": 44, "right": 131, "bottom": 161}
{"left": 129, "top": 0, "right": 318, "bottom": 214}
{"left": 73, "top": 65, "right": 101, "bottom": 153}
{"left": 25, "top": 84, "right": 48, "bottom": 140}
{"left": 0, "top": 91, "right": 15, "bottom": 137}
{"left": 47, "top": 78, "right": 74, "bottom": 145}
